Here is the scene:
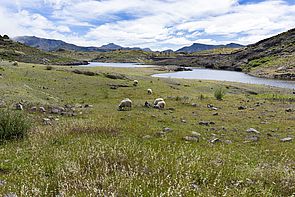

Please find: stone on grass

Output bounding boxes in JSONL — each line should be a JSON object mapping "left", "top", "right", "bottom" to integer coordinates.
{"left": 199, "top": 121, "right": 215, "bottom": 126}
{"left": 4, "top": 193, "right": 17, "bottom": 197}
{"left": 210, "top": 138, "right": 221, "bottom": 144}
{"left": 39, "top": 107, "right": 46, "bottom": 113}
{"left": 191, "top": 131, "right": 201, "bottom": 137}
{"left": 246, "top": 128, "right": 260, "bottom": 134}
{"left": 163, "top": 127, "right": 172, "bottom": 132}
{"left": 142, "top": 135, "right": 152, "bottom": 139}
{"left": 30, "top": 106, "right": 37, "bottom": 112}
{"left": 0, "top": 100, "right": 6, "bottom": 108}
{"left": 238, "top": 106, "right": 247, "bottom": 110}
{"left": 280, "top": 137, "right": 292, "bottom": 142}
{"left": 15, "top": 103, "right": 23, "bottom": 110}
{"left": 246, "top": 136, "right": 260, "bottom": 142}
{"left": 183, "top": 136, "right": 199, "bottom": 142}
{"left": 42, "top": 118, "right": 51, "bottom": 125}
{"left": 156, "top": 131, "right": 166, "bottom": 137}
{"left": 0, "top": 180, "right": 6, "bottom": 186}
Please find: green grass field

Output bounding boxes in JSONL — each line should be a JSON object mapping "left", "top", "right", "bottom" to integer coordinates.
{"left": 0, "top": 62, "right": 294, "bottom": 196}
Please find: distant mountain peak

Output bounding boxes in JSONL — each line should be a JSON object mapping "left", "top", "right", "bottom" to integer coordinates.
{"left": 100, "top": 43, "right": 123, "bottom": 50}
{"left": 177, "top": 42, "right": 244, "bottom": 53}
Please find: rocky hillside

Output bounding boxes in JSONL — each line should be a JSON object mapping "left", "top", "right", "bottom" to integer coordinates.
{"left": 176, "top": 43, "right": 244, "bottom": 53}
{"left": 0, "top": 36, "right": 85, "bottom": 65}
{"left": 153, "top": 28, "right": 295, "bottom": 80}
{"left": 14, "top": 36, "right": 151, "bottom": 52}
{"left": 231, "top": 28, "right": 295, "bottom": 79}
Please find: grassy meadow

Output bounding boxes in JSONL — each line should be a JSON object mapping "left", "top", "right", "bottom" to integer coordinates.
{"left": 0, "top": 61, "right": 295, "bottom": 196}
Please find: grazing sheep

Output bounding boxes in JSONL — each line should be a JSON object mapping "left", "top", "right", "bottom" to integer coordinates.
{"left": 154, "top": 98, "right": 164, "bottom": 106}
{"left": 12, "top": 61, "right": 18, "bottom": 66}
{"left": 147, "top": 88, "right": 153, "bottom": 95}
{"left": 133, "top": 80, "right": 139, "bottom": 86}
{"left": 118, "top": 98, "right": 132, "bottom": 111}
{"left": 154, "top": 100, "right": 166, "bottom": 109}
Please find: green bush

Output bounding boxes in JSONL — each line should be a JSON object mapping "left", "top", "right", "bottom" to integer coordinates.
{"left": 214, "top": 87, "right": 226, "bottom": 100}
{"left": 0, "top": 109, "right": 31, "bottom": 141}
{"left": 45, "top": 65, "right": 53, "bottom": 70}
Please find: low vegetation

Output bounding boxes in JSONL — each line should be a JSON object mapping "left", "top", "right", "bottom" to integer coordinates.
{"left": 214, "top": 87, "right": 226, "bottom": 100}
{"left": 0, "top": 109, "right": 31, "bottom": 142}
{"left": 0, "top": 62, "right": 294, "bottom": 196}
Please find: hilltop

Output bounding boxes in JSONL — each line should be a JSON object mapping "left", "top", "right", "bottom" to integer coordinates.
{"left": 0, "top": 36, "right": 84, "bottom": 65}
{"left": 177, "top": 43, "right": 244, "bottom": 53}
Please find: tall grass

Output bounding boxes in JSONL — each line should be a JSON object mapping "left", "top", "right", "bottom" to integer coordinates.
{"left": 214, "top": 87, "right": 226, "bottom": 100}
{"left": 0, "top": 109, "right": 31, "bottom": 141}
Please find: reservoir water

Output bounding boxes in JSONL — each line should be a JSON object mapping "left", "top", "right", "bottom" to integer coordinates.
{"left": 153, "top": 68, "right": 295, "bottom": 89}
{"left": 80, "top": 62, "right": 294, "bottom": 89}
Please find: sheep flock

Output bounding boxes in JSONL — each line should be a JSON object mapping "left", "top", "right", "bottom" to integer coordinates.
{"left": 118, "top": 81, "right": 166, "bottom": 111}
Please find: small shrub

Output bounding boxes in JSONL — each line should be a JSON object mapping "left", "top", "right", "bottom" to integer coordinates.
{"left": 214, "top": 87, "right": 226, "bottom": 100}
{"left": 199, "top": 94, "right": 205, "bottom": 100}
{"left": 0, "top": 109, "right": 31, "bottom": 141}
{"left": 46, "top": 65, "right": 53, "bottom": 70}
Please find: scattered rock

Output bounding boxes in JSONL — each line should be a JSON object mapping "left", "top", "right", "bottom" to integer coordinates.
{"left": 280, "top": 137, "right": 292, "bottom": 142}
{"left": 155, "top": 131, "right": 166, "bottom": 137}
{"left": 84, "top": 104, "right": 93, "bottom": 108}
{"left": 183, "top": 136, "right": 199, "bottom": 142}
{"left": 238, "top": 106, "right": 247, "bottom": 110}
{"left": 210, "top": 138, "right": 221, "bottom": 144}
{"left": 42, "top": 118, "right": 51, "bottom": 125}
{"left": 199, "top": 121, "right": 215, "bottom": 126}
{"left": 207, "top": 104, "right": 218, "bottom": 110}
{"left": 144, "top": 101, "right": 151, "bottom": 108}
{"left": 246, "top": 136, "right": 260, "bottom": 142}
{"left": 15, "top": 103, "right": 23, "bottom": 110}
{"left": 142, "top": 135, "right": 152, "bottom": 139}
{"left": 246, "top": 128, "right": 260, "bottom": 134}
{"left": 4, "top": 193, "right": 18, "bottom": 197}
{"left": 191, "top": 103, "right": 197, "bottom": 107}
{"left": 286, "top": 108, "right": 294, "bottom": 112}
{"left": 51, "top": 108, "right": 60, "bottom": 114}
{"left": 224, "top": 140, "right": 233, "bottom": 144}
{"left": 39, "top": 106, "right": 46, "bottom": 113}
{"left": 191, "top": 132, "right": 201, "bottom": 137}
{"left": 0, "top": 100, "right": 6, "bottom": 108}
{"left": 181, "top": 119, "right": 187, "bottom": 123}
{"left": 163, "top": 127, "right": 172, "bottom": 132}
{"left": 30, "top": 106, "right": 37, "bottom": 112}
{"left": 212, "top": 112, "right": 219, "bottom": 116}
{"left": 0, "top": 180, "right": 6, "bottom": 186}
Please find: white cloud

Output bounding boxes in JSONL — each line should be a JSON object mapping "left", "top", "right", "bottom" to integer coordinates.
{"left": 0, "top": 0, "right": 294, "bottom": 50}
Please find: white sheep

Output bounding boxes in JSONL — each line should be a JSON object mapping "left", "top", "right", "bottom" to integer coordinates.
{"left": 133, "top": 80, "right": 139, "bottom": 86}
{"left": 154, "top": 98, "right": 164, "bottom": 106}
{"left": 154, "top": 100, "right": 166, "bottom": 109}
{"left": 118, "top": 98, "right": 132, "bottom": 111}
{"left": 147, "top": 88, "right": 153, "bottom": 95}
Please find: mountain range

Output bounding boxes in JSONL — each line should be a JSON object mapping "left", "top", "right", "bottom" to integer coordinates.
{"left": 13, "top": 36, "right": 152, "bottom": 52}
{"left": 14, "top": 36, "right": 243, "bottom": 53}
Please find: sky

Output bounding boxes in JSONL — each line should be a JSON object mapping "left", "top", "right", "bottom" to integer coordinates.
{"left": 0, "top": 0, "right": 294, "bottom": 50}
